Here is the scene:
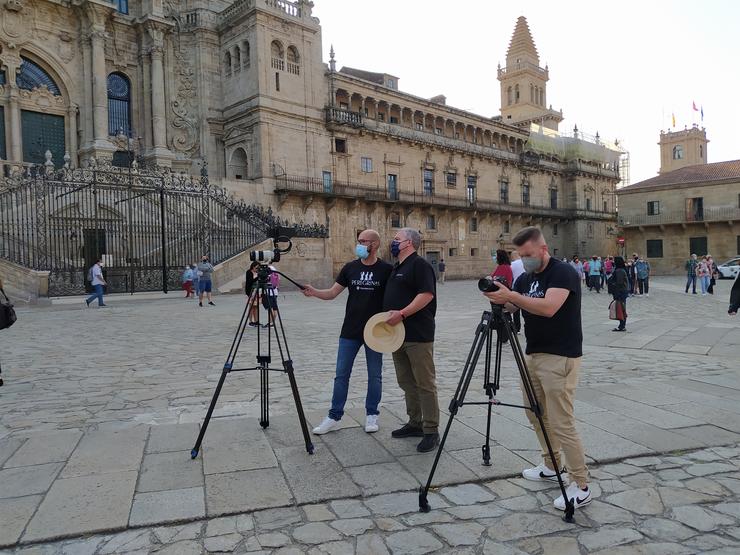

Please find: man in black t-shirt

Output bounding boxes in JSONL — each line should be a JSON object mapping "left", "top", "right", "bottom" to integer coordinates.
{"left": 483, "top": 226, "right": 591, "bottom": 512}
{"left": 302, "top": 229, "right": 393, "bottom": 435}
{"left": 383, "top": 228, "right": 440, "bottom": 453}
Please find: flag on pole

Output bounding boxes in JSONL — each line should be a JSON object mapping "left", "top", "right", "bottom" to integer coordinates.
{"left": 701, "top": 106, "right": 704, "bottom": 121}
{"left": 671, "top": 113, "right": 676, "bottom": 127}
{"left": 692, "top": 101, "right": 699, "bottom": 112}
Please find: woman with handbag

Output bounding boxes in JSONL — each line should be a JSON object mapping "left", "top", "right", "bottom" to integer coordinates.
{"left": 610, "top": 256, "right": 629, "bottom": 332}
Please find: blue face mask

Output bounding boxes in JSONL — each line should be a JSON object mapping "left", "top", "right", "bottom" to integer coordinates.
{"left": 390, "top": 239, "right": 405, "bottom": 257}
{"left": 355, "top": 244, "right": 369, "bottom": 259}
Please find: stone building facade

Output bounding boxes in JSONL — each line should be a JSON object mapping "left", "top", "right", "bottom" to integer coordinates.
{"left": 0, "top": 0, "right": 622, "bottom": 280}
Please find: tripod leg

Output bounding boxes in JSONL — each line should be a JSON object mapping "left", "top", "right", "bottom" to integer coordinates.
{"left": 419, "top": 313, "right": 492, "bottom": 512}
{"left": 503, "top": 313, "right": 575, "bottom": 523}
{"left": 260, "top": 366, "right": 269, "bottom": 428}
{"left": 191, "top": 369, "right": 228, "bottom": 459}
{"left": 482, "top": 327, "right": 497, "bottom": 466}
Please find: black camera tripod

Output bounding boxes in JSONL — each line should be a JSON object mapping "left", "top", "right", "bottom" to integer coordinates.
{"left": 191, "top": 264, "right": 314, "bottom": 458}
{"left": 418, "top": 304, "right": 575, "bottom": 522}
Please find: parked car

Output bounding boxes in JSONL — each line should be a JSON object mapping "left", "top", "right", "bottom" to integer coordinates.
{"left": 717, "top": 257, "right": 740, "bottom": 279}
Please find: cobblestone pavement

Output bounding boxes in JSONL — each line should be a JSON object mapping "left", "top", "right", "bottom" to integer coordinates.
{"left": 1, "top": 276, "right": 739, "bottom": 553}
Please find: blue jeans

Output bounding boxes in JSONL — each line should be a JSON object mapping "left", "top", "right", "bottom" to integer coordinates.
{"left": 329, "top": 338, "right": 382, "bottom": 421}
{"left": 700, "top": 275, "right": 710, "bottom": 294}
{"left": 86, "top": 284, "right": 104, "bottom": 306}
{"left": 685, "top": 275, "right": 696, "bottom": 293}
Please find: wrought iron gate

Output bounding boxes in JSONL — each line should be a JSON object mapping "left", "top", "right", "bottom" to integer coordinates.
{"left": 0, "top": 158, "right": 328, "bottom": 296}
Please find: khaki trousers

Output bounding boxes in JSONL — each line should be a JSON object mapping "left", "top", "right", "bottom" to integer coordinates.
{"left": 522, "top": 353, "right": 588, "bottom": 487}
{"left": 392, "top": 342, "right": 440, "bottom": 434}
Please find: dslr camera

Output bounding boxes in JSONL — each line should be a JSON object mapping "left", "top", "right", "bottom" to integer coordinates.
{"left": 478, "top": 275, "right": 510, "bottom": 293}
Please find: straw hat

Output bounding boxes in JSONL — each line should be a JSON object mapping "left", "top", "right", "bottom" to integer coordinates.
{"left": 363, "top": 311, "right": 405, "bottom": 353}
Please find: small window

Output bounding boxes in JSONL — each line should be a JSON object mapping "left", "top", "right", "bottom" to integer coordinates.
{"left": 416, "top": 122, "right": 423, "bottom": 131}
{"left": 603, "top": 200, "right": 608, "bottom": 212}
{"left": 387, "top": 79, "right": 395, "bottom": 89}
{"left": 553, "top": 223, "right": 558, "bottom": 236}
{"left": 423, "top": 169, "right": 434, "bottom": 196}
{"left": 470, "top": 248, "right": 479, "bottom": 257}
{"left": 448, "top": 247, "right": 457, "bottom": 257}
{"left": 275, "top": 72, "right": 280, "bottom": 91}
{"left": 500, "top": 179, "right": 509, "bottom": 204}
{"left": 390, "top": 212, "right": 401, "bottom": 228}
{"left": 470, "top": 217, "right": 478, "bottom": 232}
{"left": 699, "top": 144, "right": 703, "bottom": 159}
{"left": 647, "top": 201, "right": 660, "bottom": 216}
{"left": 427, "top": 214, "right": 436, "bottom": 230}
{"left": 586, "top": 198, "right": 592, "bottom": 211}
{"left": 446, "top": 172, "right": 457, "bottom": 187}
{"left": 521, "top": 181, "right": 530, "bottom": 206}
{"left": 116, "top": 0, "right": 129, "bottom": 14}
{"left": 334, "top": 138, "right": 346, "bottom": 153}
{"left": 689, "top": 236, "right": 708, "bottom": 256}
{"left": 390, "top": 116, "right": 399, "bottom": 124}
{"left": 322, "top": 171, "right": 332, "bottom": 193}
{"left": 503, "top": 220, "right": 510, "bottom": 233}
{"left": 467, "top": 175, "right": 477, "bottom": 205}
{"left": 361, "top": 157, "right": 373, "bottom": 173}
{"left": 673, "top": 145, "right": 684, "bottom": 160}
{"left": 550, "top": 187, "right": 558, "bottom": 209}
{"left": 646, "top": 239, "right": 663, "bottom": 258}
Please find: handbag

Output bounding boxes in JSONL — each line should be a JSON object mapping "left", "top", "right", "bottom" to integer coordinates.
{"left": 0, "top": 287, "right": 17, "bottom": 330}
{"left": 609, "top": 300, "right": 627, "bottom": 321}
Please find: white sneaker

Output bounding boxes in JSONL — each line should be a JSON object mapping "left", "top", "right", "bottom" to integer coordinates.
{"left": 312, "top": 417, "right": 339, "bottom": 435}
{"left": 365, "top": 414, "right": 379, "bottom": 433}
{"left": 554, "top": 482, "right": 592, "bottom": 511}
{"left": 522, "top": 463, "right": 567, "bottom": 482}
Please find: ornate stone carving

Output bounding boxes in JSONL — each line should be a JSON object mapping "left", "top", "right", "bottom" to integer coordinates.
{"left": 2, "top": 0, "right": 28, "bottom": 39}
{"left": 18, "top": 86, "right": 65, "bottom": 109}
{"left": 57, "top": 31, "right": 74, "bottom": 63}
{"left": 169, "top": 46, "right": 199, "bottom": 156}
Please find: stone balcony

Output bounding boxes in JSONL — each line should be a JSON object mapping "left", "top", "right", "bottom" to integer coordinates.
{"left": 618, "top": 206, "right": 740, "bottom": 228}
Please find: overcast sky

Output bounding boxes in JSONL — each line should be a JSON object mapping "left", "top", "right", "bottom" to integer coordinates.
{"left": 312, "top": 0, "right": 740, "bottom": 184}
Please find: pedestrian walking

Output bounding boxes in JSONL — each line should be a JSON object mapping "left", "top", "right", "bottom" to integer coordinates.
{"left": 437, "top": 259, "right": 446, "bottom": 284}
{"left": 85, "top": 258, "right": 107, "bottom": 308}
{"left": 707, "top": 255, "right": 718, "bottom": 295}
{"left": 635, "top": 256, "right": 650, "bottom": 296}
{"left": 729, "top": 273, "right": 740, "bottom": 315}
{"left": 191, "top": 263, "right": 200, "bottom": 299}
{"left": 197, "top": 256, "right": 215, "bottom": 307}
{"left": 491, "top": 249, "right": 513, "bottom": 287}
{"left": 588, "top": 256, "right": 602, "bottom": 293}
{"left": 609, "top": 256, "right": 629, "bottom": 331}
{"left": 383, "top": 228, "right": 440, "bottom": 453}
{"left": 182, "top": 266, "right": 194, "bottom": 298}
{"left": 685, "top": 254, "right": 698, "bottom": 294}
{"left": 697, "top": 256, "right": 711, "bottom": 296}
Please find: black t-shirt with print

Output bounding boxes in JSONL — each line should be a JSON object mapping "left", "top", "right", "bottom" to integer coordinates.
{"left": 382, "top": 253, "right": 437, "bottom": 343}
{"left": 513, "top": 257, "right": 583, "bottom": 358}
{"left": 336, "top": 258, "right": 393, "bottom": 340}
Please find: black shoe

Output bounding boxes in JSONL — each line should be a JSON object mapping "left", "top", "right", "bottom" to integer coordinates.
{"left": 85, "top": 299, "right": 90, "bottom": 307}
{"left": 249, "top": 322, "right": 259, "bottom": 327}
{"left": 199, "top": 302, "right": 203, "bottom": 307}
{"left": 208, "top": 301, "right": 215, "bottom": 306}
{"left": 417, "top": 433, "right": 440, "bottom": 453}
{"left": 391, "top": 424, "right": 424, "bottom": 438}
{"left": 612, "top": 327, "right": 625, "bottom": 332}
{"left": 99, "top": 304, "right": 108, "bottom": 308}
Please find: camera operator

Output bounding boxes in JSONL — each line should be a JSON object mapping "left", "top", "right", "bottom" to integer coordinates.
{"left": 483, "top": 226, "right": 591, "bottom": 511}
{"left": 302, "top": 229, "right": 393, "bottom": 435}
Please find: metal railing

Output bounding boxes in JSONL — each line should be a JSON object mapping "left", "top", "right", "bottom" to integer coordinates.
{"left": 275, "top": 174, "right": 579, "bottom": 219}
{"left": 618, "top": 206, "right": 740, "bottom": 227}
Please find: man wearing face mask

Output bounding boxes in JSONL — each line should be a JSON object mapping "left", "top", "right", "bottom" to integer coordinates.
{"left": 383, "top": 228, "right": 440, "bottom": 453}
{"left": 483, "top": 226, "right": 591, "bottom": 512}
{"left": 197, "top": 255, "right": 215, "bottom": 307}
{"left": 302, "top": 229, "right": 393, "bottom": 435}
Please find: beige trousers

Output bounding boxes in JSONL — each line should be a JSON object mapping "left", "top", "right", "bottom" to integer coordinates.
{"left": 392, "top": 342, "right": 440, "bottom": 434}
{"left": 522, "top": 353, "right": 588, "bottom": 487}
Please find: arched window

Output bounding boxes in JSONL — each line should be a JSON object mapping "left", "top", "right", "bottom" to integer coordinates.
{"left": 530, "top": 83, "right": 534, "bottom": 102}
{"left": 17, "top": 57, "right": 61, "bottom": 96}
{"left": 673, "top": 145, "right": 683, "bottom": 160}
{"left": 271, "top": 40, "right": 284, "bottom": 59}
{"left": 107, "top": 72, "right": 131, "bottom": 136}
{"left": 287, "top": 46, "right": 300, "bottom": 64}
{"left": 514, "top": 84, "right": 520, "bottom": 103}
{"left": 699, "top": 144, "right": 703, "bottom": 159}
{"left": 224, "top": 51, "right": 232, "bottom": 76}
{"left": 233, "top": 46, "right": 241, "bottom": 72}
{"left": 507, "top": 86, "right": 512, "bottom": 106}
{"left": 228, "top": 147, "right": 248, "bottom": 180}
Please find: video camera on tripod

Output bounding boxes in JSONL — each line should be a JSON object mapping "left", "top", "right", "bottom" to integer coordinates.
{"left": 249, "top": 226, "right": 295, "bottom": 264}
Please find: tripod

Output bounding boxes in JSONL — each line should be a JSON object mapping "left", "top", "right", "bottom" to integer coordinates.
{"left": 417, "top": 304, "right": 575, "bottom": 522}
{"left": 191, "top": 264, "right": 314, "bottom": 458}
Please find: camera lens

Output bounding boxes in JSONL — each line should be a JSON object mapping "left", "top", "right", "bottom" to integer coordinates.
{"left": 478, "top": 276, "right": 499, "bottom": 293}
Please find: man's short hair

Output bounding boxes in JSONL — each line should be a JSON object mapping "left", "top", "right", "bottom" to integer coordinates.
{"left": 512, "top": 226, "right": 543, "bottom": 247}
{"left": 400, "top": 227, "right": 422, "bottom": 249}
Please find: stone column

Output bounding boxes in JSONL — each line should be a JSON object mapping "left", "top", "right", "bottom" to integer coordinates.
{"left": 150, "top": 43, "right": 166, "bottom": 150}
{"left": 67, "top": 105, "right": 79, "bottom": 166}
{"left": 8, "top": 89, "right": 22, "bottom": 161}
{"left": 81, "top": 36, "right": 94, "bottom": 149}
{"left": 90, "top": 28, "right": 109, "bottom": 143}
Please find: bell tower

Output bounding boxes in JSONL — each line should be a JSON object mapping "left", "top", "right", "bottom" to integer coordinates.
{"left": 658, "top": 125, "right": 709, "bottom": 174}
{"left": 498, "top": 16, "right": 562, "bottom": 130}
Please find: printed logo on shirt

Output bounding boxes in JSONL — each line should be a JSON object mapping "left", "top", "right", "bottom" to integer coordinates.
{"left": 351, "top": 271, "right": 381, "bottom": 290}
{"left": 526, "top": 280, "right": 545, "bottom": 298}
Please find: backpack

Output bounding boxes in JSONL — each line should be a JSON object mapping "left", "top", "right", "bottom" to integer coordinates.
{"left": 0, "top": 287, "right": 17, "bottom": 330}
{"left": 87, "top": 266, "right": 94, "bottom": 282}
{"left": 268, "top": 270, "right": 280, "bottom": 290}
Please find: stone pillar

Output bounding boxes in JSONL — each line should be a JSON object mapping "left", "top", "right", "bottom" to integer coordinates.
{"left": 91, "top": 29, "right": 109, "bottom": 143}
{"left": 67, "top": 105, "right": 79, "bottom": 166}
{"left": 139, "top": 51, "right": 153, "bottom": 150}
{"left": 8, "top": 90, "right": 22, "bottom": 162}
{"left": 144, "top": 22, "right": 173, "bottom": 165}
{"left": 81, "top": 36, "right": 94, "bottom": 149}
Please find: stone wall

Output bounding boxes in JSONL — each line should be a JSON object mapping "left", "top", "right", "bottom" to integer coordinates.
{"left": 0, "top": 259, "right": 50, "bottom": 303}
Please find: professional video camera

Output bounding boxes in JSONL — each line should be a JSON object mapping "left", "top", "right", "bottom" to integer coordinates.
{"left": 249, "top": 227, "right": 295, "bottom": 264}
{"left": 477, "top": 275, "right": 510, "bottom": 293}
